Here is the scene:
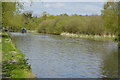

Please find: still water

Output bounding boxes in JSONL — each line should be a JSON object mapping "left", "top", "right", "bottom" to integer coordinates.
{"left": 10, "top": 32, "right": 118, "bottom": 78}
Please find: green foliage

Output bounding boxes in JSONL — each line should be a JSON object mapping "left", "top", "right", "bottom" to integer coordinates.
{"left": 2, "top": 32, "right": 34, "bottom": 78}
{"left": 2, "top": 2, "right": 16, "bottom": 27}
{"left": 36, "top": 2, "right": 118, "bottom": 38}
{"left": 2, "top": 2, "right": 24, "bottom": 31}
{"left": 102, "top": 2, "right": 118, "bottom": 34}
{"left": 2, "top": 2, "right": 118, "bottom": 37}
{"left": 22, "top": 11, "right": 33, "bottom": 30}
{"left": 38, "top": 15, "right": 105, "bottom": 35}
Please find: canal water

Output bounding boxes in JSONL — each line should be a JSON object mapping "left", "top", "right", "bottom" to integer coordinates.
{"left": 10, "top": 32, "right": 118, "bottom": 78}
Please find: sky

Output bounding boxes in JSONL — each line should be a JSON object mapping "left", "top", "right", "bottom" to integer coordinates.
{"left": 5, "top": 0, "right": 114, "bottom": 2}
{"left": 22, "top": 2, "right": 105, "bottom": 16}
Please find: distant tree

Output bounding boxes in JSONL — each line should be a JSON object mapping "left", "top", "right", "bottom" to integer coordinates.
{"left": 23, "top": 11, "right": 33, "bottom": 19}
{"left": 22, "top": 11, "right": 33, "bottom": 29}
{"left": 60, "top": 13, "right": 69, "bottom": 16}
{"left": 79, "top": 15, "right": 82, "bottom": 16}
{"left": 85, "top": 15, "right": 88, "bottom": 16}
{"left": 41, "top": 11, "right": 49, "bottom": 20}
{"left": 72, "top": 14, "right": 78, "bottom": 16}
{"left": 47, "top": 15, "right": 58, "bottom": 20}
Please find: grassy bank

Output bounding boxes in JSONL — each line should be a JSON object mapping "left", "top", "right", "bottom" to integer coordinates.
{"left": 2, "top": 32, "right": 35, "bottom": 78}
{"left": 61, "top": 32, "right": 116, "bottom": 41}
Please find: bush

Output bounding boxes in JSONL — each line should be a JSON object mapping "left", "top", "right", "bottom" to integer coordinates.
{"left": 38, "top": 15, "right": 105, "bottom": 35}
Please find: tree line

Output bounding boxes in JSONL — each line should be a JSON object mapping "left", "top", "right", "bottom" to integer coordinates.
{"left": 2, "top": 2, "right": 119, "bottom": 37}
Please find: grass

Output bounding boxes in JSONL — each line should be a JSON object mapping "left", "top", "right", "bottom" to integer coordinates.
{"left": 2, "top": 31, "right": 35, "bottom": 78}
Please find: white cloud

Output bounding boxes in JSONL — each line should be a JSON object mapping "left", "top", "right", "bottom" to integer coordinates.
{"left": 23, "top": 2, "right": 32, "bottom": 7}
{"left": 22, "top": 2, "right": 104, "bottom": 16}
{"left": 44, "top": 3, "right": 65, "bottom": 8}
{"left": 44, "top": 4, "right": 51, "bottom": 8}
{"left": 83, "top": 4, "right": 103, "bottom": 12}
{"left": 56, "top": 3, "right": 64, "bottom": 7}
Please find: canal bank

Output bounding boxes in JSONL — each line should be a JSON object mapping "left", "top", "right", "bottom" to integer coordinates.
{"left": 2, "top": 32, "right": 35, "bottom": 78}
{"left": 60, "top": 32, "right": 116, "bottom": 41}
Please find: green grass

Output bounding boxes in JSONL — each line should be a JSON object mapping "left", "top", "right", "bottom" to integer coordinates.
{"left": 2, "top": 32, "right": 35, "bottom": 78}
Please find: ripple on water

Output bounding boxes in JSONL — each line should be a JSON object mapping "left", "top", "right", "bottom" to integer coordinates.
{"left": 10, "top": 32, "right": 118, "bottom": 78}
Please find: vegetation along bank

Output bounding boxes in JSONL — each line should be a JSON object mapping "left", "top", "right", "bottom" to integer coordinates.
{"left": 2, "top": 2, "right": 120, "bottom": 46}
{"left": 2, "top": 32, "right": 35, "bottom": 78}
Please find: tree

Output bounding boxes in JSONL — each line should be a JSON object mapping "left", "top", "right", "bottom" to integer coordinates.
{"left": 23, "top": 11, "right": 33, "bottom": 19}
{"left": 101, "top": 1, "right": 118, "bottom": 35}
{"left": 41, "top": 11, "right": 49, "bottom": 20}
{"left": 0, "top": 2, "right": 2, "bottom": 29}
{"left": 2, "top": 2, "right": 23, "bottom": 31}
{"left": 22, "top": 11, "right": 33, "bottom": 29}
{"left": 2, "top": 2, "right": 17, "bottom": 27}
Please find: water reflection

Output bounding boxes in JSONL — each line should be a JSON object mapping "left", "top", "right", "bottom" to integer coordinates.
{"left": 10, "top": 32, "right": 118, "bottom": 78}
{"left": 100, "top": 48, "right": 118, "bottom": 78}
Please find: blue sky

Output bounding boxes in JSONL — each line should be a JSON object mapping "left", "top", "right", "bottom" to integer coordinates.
{"left": 22, "top": 2, "right": 105, "bottom": 16}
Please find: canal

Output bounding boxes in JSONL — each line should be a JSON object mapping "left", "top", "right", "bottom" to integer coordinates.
{"left": 10, "top": 32, "right": 118, "bottom": 78}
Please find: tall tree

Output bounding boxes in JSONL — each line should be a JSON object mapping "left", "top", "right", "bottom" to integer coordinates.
{"left": 2, "top": 2, "right": 17, "bottom": 27}
{"left": 0, "top": 2, "right": 2, "bottom": 29}
{"left": 101, "top": 1, "right": 118, "bottom": 35}
{"left": 2, "top": 2, "right": 23, "bottom": 30}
